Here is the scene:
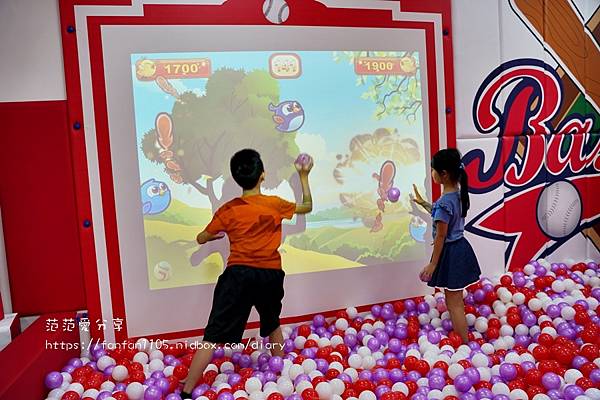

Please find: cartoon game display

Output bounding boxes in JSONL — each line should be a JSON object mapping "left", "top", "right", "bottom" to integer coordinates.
{"left": 131, "top": 51, "right": 429, "bottom": 290}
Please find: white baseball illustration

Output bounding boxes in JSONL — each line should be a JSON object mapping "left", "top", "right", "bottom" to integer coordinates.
{"left": 536, "top": 180, "right": 582, "bottom": 239}
{"left": 153, "top": 261, "right": 173, "bottom": 281}
{"left": 263, "top": 0, "right": 289, "bottom": 24}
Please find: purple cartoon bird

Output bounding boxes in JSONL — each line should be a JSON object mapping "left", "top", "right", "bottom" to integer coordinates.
{"left": 268, "top": 100, "right": 305, "bottom": 132}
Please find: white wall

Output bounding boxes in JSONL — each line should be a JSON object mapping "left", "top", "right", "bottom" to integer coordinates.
{"left": 0, "top": 0, "right": 66, "bottom": 102}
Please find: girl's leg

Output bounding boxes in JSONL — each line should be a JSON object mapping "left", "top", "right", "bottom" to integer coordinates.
{"left": 444, "top": 289, "right": 469, "bottom": 344}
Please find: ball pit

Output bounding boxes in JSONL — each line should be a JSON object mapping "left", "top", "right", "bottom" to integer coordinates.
{"left": 43, "top": 260, "right": 600, "bottom": 400}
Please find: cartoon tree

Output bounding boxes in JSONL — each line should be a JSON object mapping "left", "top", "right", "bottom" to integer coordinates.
{"left": 332, "top": 51, "right": 421, "bottom": 122}
{"left": 141, "top": 68, "right": 300, "bottom": 212}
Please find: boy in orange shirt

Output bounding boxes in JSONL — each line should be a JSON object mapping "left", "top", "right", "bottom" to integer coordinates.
{"left": 181, "top": 149, "right": 313, "bottom": 398}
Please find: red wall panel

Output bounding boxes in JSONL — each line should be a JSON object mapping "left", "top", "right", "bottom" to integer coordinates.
{"left": 0, "top": 100, "right": 85, "bottom": 315}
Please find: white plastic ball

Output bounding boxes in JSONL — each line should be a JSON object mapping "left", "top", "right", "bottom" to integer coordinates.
{"left": 67, "top": 383, "right": 84, "bottom": 395}
{"left": 561, "top": 306, "right": 576, "bottom": 320}
{"left": 358, "top": 390, "right": 376, "bottom": 400}
{"left": 205, "top": 364, "right": 219, "bottom": 373}
{"left": 149, "top": 358, "right": 164, "bottom": 372}
{"left": 532, "top": 395, "right": 551, "bottom": 400}
{"left": 344, "top": 368, "right": 358, "bottom": 382}
{"left": 111, "top": 365, "right": 129, "bottom": 382}
{"left": 512, "top": 293, "right": 526, "bottom": 305}
{"left": 492, "top": 382, "right": 510, "bottom": 395}
{"left": 500, "top": 325, "right": 515, "bottom": 336}
{"left": 308, "top": 371, "right": 322, "bottom": 380}
{"left": 362, "top": 323, "right": 374, "bottom": 333}
{"left": 97, "top": 356, "right": 116, "bottom": 371}
{"left": 552, "top": 280, "right": 565, "bottom": 293}
{"left": 565, "top": 369, "right": 584, "bottom": 383}
{"left": 330, "top": 379, "right": 345, "bottom": 396}
{"left": 528, "top": 298, "right": 543, "bottom": 311}
{"left": 47, "top": 389, "right": 66, "bottom": 399}
{"left": 316, "top": 382, "right": 333, "bottom": 399}
{"left": 472, "top": 353, "right": 489, "bottom": 368}
{"left": 361, "top": 356, "right": 375, "bottom": 369}
{"left": 100, "top": 381, "right": 115, "bottom": 391}
{"left": 163, "top": 366, "right": 174, "bottom": 377}
{"left": 524, "top": 264, "right": 536, "bottom": 275}
{"left": 428, "top": 390, "right": 443, "bottom": 399}
{"left": 475, "top": 318, "right": 488, "bottom": 333}
{"left": 294, "top": 336, "right": 306, "bottom": 349}
{"left": 302, "top": 359, "right": 317, "bottom": 374}
{"left": 133, "top": 351, "right": 149, "bottom": 364}
{"left": 505, "top": 352, "right": 521, "bottom": 364}
{"left": 448, "top": 364, "right": 464, "bottom": 379}
{"left": 478, "top": 367, "right": 491, "bottom": 382}
{"left": 331, "top": 335, "right": 344, "bottom": 347}
{"left": 295, "top": 381, "right": 313, "bottom": 394}
{"left": 330, "top": 361, "right": 344, "bottom": 372}
{"left": 277, "top": 380, "right": 294, "bottom": 397}
{"left": 357, "top": 347, "right": 371, "bottom": 358}
{"left": 348, "top": 354, "right": 362, "bottom": 369}
{"left": 288, "top": 364, "right": 304, "bottom": 380}
{"left": 509, "top": 389, "right": 528, "bottom": 400}
{"left": 82, "top": 389, "right": 100, "bottom": 399}
{"left": 481, "top": 343, "right": 495, "bottom": 355}
{"left": 249, "top": 392, "right": 265, "bottom": 400}
{"left": 346, "top": 307, "right": 358, "bottom": 318}
{"left": 245, "top": 377, "right": 262, "bottom": 393}
{"left": 149, "top": 350, "right": 163, "bottom": 361}
{"left": 466, "top": 314, "right": 477, "bottom": 327}
{"left": 335, "top": 319, "right": 349, "bottom": 331}
{"left": 392, "top": 383, "right": 409, "bottom": 396}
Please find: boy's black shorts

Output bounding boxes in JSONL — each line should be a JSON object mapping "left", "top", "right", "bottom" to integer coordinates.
{"left": 203, "top": 265, "right": 285, "bottom": 344}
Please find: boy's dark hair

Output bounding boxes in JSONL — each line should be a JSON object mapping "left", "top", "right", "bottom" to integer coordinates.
{"left": 431, "top": 148, "right": 470, "bottom": 217}
{"left": 230, "top": 149, "right": 264, "bottom": 190}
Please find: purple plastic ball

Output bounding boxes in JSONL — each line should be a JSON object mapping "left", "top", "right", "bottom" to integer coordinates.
{"left": 62, "top": 365, "right": 76, "bottom": 374}
{"left": 476, "top": 388, "right": 493, "bottom": 399}
{"left": 44, "top": 371, "right": 63, "bottom": 389}
{"left": 387, "top": 187, "right": 401, "bottom": 203}
{"left": 156, "top": 377, "right": 171, "bottom": 393}
{"left": 97, "top": 392, "right": 112, "bottom": 400}
{"left": 563, "top": 384, "right": 584, "bottom": 400}
{"left": 389, "top": 369, "right": 404, "bottom": 383}
{"left": 454, "top": 374, "right": 472, "bottom": 392}
{"left": 144, "top": 386, "right": 163, "bottom": 400}
{"left": 367, "top": 338, "right": 380, "bottom": 351}
{"left": 464, "top": 367, "right": 480, "bottom": 384}
{"left": 428, "top": 374, "right": 445, "bottom": 390}
{"left": 427, "top": 330, "right": 441, "bottom": 344}
{"left": 218, "top": 392, "right": 235, "bottom": 400}
{"left": 541, "top": 372, "right": 561, "bottom": 390}
{"left": 394, "top": 326, "right": 408, "bottom": 339}
{"left": 166, "top": 394, "right": 182, "bottom": 400}
{"left": 359, "top": 370, "right": 372, "bottom": 380}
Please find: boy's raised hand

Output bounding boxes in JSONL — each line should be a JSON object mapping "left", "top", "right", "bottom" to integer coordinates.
{"left": 295, "top": 155, "right": 313, "bottom": 176}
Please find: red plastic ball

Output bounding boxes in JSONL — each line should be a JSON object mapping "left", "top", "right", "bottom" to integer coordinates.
{"left": 302, "top": 389, "right": 319, "bottom": 400}
{"left": 297, "top": 325, "right": 311, "bottom": 338}
{"left": 532, "top": 345, "right": 550, "bottom": 361}
{"left": 267, "top": 393, "right": 284, "bottom": 400}
{"left": 525, "top": 369, "right": 542, "bottom": 386}
{"left": 500, "top": 275, "right": 512, "bottom": 286}
{"left": 580, "top": 344, "right": 600, "bottom": 360}
{"left": 112, "top": 392, "right": 128, "bottom": 400}
{"left": 61, "top": 391, "right": 80, "bottom": 400}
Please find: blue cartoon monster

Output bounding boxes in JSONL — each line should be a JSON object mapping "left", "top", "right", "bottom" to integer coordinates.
{"left": 141, "top": 179, "right": 171, "bottom": 215}
{"left": 268, "top": 100, "right": 305, "bottom": 132}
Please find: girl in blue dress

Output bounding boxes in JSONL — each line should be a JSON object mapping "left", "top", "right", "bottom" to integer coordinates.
{"left": 412, "top": 148, "right": 481, "bottom": 344}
